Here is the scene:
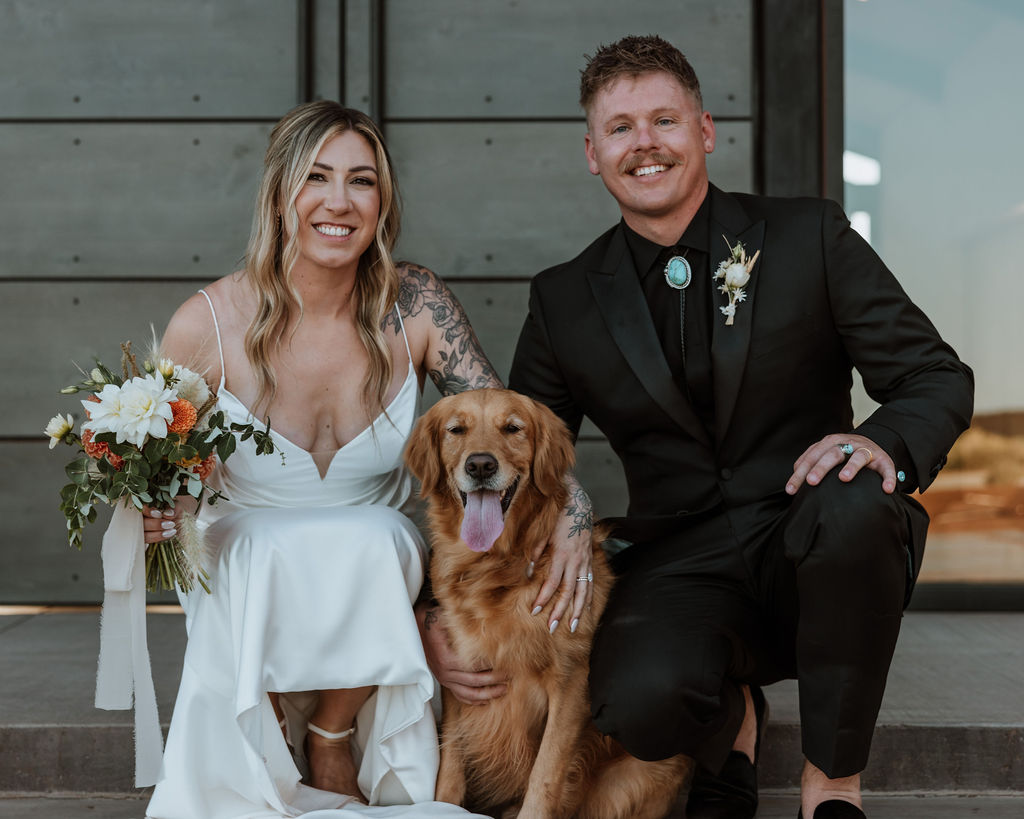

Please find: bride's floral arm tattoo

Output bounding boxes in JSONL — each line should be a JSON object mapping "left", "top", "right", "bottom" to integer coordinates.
{"left": 386, "top": 262, "right": 503, "bottom": 395}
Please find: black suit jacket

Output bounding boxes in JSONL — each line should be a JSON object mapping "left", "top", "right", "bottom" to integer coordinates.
{"left": 509, "top": 186, "right": 974, "bottom": 554}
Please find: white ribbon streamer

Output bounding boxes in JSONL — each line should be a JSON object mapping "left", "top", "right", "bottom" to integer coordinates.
{"left": 94, "top": 501, "right": 164, "bottom": 787}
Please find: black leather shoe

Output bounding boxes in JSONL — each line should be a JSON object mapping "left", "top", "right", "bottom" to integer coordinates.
{"left": 797, "top": 799, "right": 867, "bottom": 818}
{"left": 685, "top": 685, "right": 768, "bottom": 819}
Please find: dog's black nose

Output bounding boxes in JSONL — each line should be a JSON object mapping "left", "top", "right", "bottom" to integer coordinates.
{"left": 465, "top": 452, "right": 498, "bottom": 480}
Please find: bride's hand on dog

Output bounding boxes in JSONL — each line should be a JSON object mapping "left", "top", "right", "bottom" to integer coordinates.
{"left": 416, "top": 600, "right": 509, "bottom": 704}
{"left": 530, "top": 476, "right": 594, "bottom": 634}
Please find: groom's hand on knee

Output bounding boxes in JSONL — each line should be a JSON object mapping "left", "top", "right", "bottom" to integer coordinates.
{"left": 786, "top": 433, "right": 897, "bottom": 496}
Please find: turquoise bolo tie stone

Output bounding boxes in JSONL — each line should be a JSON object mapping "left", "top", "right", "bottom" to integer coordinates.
{"left": 664, "top": 255, "right": 692, "bottom": 289}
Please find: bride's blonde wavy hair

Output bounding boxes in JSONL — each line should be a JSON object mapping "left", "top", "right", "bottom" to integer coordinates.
{"left": 244, "top": 101, "right": 402, "bottom": 416}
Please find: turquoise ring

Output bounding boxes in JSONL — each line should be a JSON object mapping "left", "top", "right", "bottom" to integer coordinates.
{"left": 838, "top": 443, "right": 855, "bottom": 456}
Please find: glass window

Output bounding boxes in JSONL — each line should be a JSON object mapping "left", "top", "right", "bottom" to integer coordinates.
{"left": 846, "top": 0, "right": 1024, "bottom": 598}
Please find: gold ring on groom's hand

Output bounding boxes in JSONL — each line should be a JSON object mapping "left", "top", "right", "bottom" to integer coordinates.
{"left": 854, "top": 447, "right": 874, "bottom": 463}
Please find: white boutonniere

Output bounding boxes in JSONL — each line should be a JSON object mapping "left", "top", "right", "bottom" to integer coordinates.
{"left": 713, "top": 236, "right": 761, "bottom": 326}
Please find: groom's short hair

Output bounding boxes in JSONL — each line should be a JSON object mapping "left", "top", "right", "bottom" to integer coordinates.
{"left": 579, "top": 35, "right": 703, "bottom": 114}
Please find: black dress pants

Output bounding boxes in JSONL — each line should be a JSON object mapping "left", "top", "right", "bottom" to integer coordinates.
{"left": 589, "top": 469, "right": 919, "bottom": 778}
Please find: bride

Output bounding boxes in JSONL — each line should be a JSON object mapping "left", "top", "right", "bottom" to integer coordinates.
{"left": 137, "top": 101, "right": 594, "bottom": 818}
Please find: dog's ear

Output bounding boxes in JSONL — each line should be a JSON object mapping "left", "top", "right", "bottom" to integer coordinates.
{"left": 404, "top": 406, "right": 444, "bottom": 498}
{"left": 528, "top": 397, "right": 576, "bottom": 498}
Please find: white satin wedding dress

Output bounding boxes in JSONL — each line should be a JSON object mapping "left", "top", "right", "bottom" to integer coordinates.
{"left": 146, "top": 291, "right": 479, "bottom": 819}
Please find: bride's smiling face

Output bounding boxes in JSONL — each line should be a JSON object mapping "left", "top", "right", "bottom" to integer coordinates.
{"left": 287, "top": 129, "right": 381, "bottom": 275}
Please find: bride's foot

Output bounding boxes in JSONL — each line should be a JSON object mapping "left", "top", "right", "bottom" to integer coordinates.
{"left": 305, "top": 722, "right": 367, "bottom": 803}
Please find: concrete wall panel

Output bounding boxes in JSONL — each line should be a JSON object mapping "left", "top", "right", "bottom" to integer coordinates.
{"left": 391, "top": 121, "right": 753, "bottom": 277}
{"left": 0, "top": 124, "right": 269, "bottom": 280}
{"left": 384, "top": 0, "right": 753, "bottom": 119}
{"left": 7, "top": 281, "right": 203, "bottom": 436}
{"left": 0, "top": 0, "right": 299, "bottom": 118}
{"left": 312, "top": 0, "right": 343, "bottom": 103}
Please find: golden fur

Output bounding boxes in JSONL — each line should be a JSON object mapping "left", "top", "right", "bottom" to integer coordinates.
{"left": 406, "top": 389, "right": 689, "bottom": 818}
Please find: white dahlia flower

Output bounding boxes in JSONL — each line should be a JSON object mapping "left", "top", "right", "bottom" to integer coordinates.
{"left": 172, "top": 365, "right": 212, "bottom": 409}
{"left": 83, "top": 373, "right": 176, "bottom": 448}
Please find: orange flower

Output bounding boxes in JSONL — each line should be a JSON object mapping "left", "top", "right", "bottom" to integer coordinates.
{"left": 81, "top": 428, "right": 124, "bottom": 469}
{"left": 176, "top": 452, "right": 215, "bottom": 480}
{"left": 168, "top": 399, "right": 198, "bottom": 435}
{"left": 195, "top": 454, "right": 216, "bottom": 481}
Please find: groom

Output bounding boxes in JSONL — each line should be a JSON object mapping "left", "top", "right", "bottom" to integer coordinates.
{"left": 507, "top": 35, "right": 973, "bottom": 819}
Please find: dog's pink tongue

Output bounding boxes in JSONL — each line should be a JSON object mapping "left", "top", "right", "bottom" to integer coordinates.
{"left": 461, "top": 490, "right": 504, "bottom": 552}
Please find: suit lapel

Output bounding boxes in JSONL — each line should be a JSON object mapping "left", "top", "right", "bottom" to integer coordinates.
{"left": 587, "top": 226, "right": 712, "bottom": 446}
{"left": 710, "top": 186, "right": 765, "bottom": 444}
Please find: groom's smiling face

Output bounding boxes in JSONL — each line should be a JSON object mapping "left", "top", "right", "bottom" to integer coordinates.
{"left": 584, "top": 71, "right": 715, "bottom": 233}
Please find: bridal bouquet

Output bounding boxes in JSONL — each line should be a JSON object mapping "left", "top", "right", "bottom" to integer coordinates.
{"left": 46, "top": 342, "right": 277, "bottom": 593}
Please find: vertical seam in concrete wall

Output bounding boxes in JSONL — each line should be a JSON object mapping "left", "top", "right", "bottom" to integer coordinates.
{"left": 371, "top": 0, "right": 384, "bottom": 125}
{"left": 818, "top": 0, "right": 827, "bottom": 198}
{"left": 339, "top": 0, "right": 348, "bottom": 105}
{"left": 759, "top": 0, "right": 825, "bottom": 197}
{"left": 822, "top": 0, "right": 845, "bottom": 204}
{"left": 299, "top": 0, "right": 315, "bottom": 103}
{"left": 753, "top": 0, "right": 765, "bottom": 194}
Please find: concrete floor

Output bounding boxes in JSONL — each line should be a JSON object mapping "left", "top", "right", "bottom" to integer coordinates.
{"left": 2, "top": 610, "right": 1022, "bottom": 808}
{"left": 4, "top": 611, "right": 1021, "bottom": 730}
{"left": 0, "top": 793, "right": 1022, "bottom": 818}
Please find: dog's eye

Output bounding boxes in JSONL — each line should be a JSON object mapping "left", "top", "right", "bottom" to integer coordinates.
{"left": 503, "top": 423, "right": 522, "bottom": 435}
{"left": 446, "top": 425, "right": 466, "bottom": 436}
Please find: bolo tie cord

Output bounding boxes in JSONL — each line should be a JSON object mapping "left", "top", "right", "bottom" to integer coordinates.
{"left": 663, "top": 247, "right": 691, "bottom": 364}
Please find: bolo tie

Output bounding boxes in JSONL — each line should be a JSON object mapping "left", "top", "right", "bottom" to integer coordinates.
{"left": 663, "top": 249, "right": 691, "bottom": 360}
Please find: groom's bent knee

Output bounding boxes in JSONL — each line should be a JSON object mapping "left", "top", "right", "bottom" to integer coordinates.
{"left": 589, "top": 638, "right": 737, "bottom": 762}
{"left": 785, "top": 470, "right": 910, "bottom": 615}
{"left": 785, "top": 470, "right": 906, "bottom": 571}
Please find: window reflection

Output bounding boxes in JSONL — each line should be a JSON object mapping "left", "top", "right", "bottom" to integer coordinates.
{"left": 846, "top": 0, "right": 1024, "bottom": 591}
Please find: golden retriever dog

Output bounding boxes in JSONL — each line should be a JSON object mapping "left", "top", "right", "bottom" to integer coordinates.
{"left": 405, "top": 389, "right": 688, "bottom": 818}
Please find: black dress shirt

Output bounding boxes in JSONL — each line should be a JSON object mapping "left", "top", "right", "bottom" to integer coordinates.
{"left": 623, "top": 193, "right": 716, "bottom": 435}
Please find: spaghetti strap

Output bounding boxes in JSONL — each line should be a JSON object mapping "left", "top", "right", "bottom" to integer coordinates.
{"left": 394, "top": 304, "right": 413, "bottom": 366}
{"left": 198, "top": 289, "right": 227, "bottom": 392}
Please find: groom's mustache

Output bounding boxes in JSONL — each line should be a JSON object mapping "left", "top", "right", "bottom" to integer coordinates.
{"left": 619, "top": 152, "right": 681, "bottom": 175}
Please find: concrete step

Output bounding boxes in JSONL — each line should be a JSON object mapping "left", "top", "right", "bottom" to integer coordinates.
{"left": 1, "top": 793, "right": 1023, "bottom": 819}
{"left": 1, "top": 611, "right": 1022, "bottom": 794}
